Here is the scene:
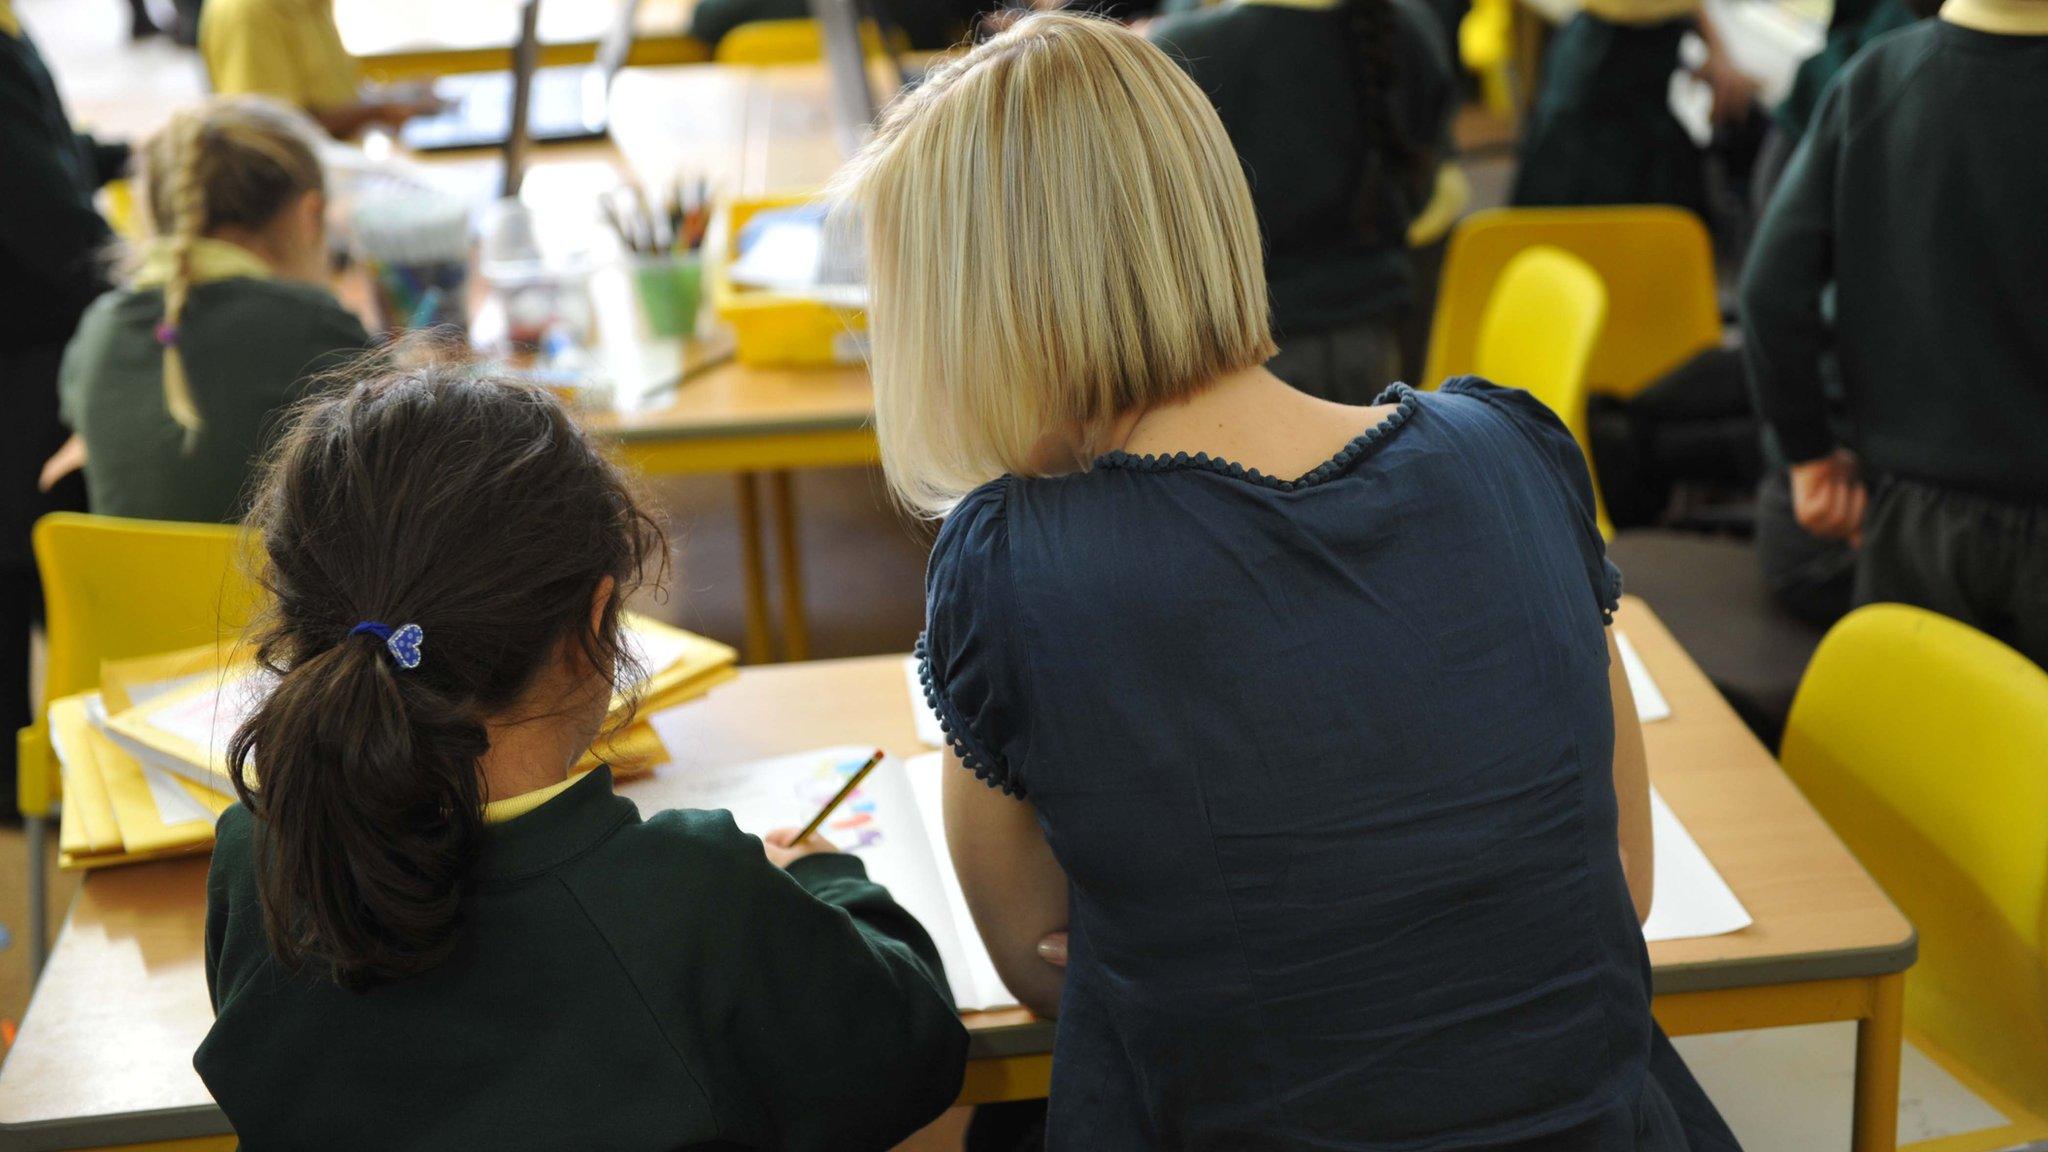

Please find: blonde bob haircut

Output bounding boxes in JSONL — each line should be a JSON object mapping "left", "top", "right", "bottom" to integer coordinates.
{"left": 835, "top": 12, "right": 1276, "bottom": 516}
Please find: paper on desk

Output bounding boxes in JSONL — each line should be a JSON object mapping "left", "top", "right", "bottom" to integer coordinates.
{"left": 1616, "top": 631, "right": 1671, "bottom": 723}
{"left": 1643, "top": 787, "right": 1752, "bottom": 943}
{"left": 87, "top": 696, "right": 220, "bottom": 829}
{"left": 645, "top": 741, "right": 1017, "bottom": 1011}
{"left": 904, "top": 656, "right": 946, "bottom": 748}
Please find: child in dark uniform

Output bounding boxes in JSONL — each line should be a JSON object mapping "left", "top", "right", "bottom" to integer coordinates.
{"left": 55, "top": 96, "right": 371, "bottom": 525}
{"left": 200, "top": 370, "right": 967, "bottom": 1150}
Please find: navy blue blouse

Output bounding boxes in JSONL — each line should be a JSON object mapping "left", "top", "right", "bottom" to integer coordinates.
{"left": 919, "top": 379, "right": 1739, "bottom": 1150}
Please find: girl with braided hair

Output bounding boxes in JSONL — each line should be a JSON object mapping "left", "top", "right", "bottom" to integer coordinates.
{"left": 1148, "top": 0, "right": 1456, "bottom": 404}
{"left": 50, "top": 95, "right": 370, "bottom": 524}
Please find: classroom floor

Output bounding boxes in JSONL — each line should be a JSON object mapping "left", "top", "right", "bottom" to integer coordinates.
{"left": 2, "top": 4, "right": 2023, "bottom": 1150}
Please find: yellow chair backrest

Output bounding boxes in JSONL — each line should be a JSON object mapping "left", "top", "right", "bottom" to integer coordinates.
{"left": 1426, "top": 206, "right": 1720, "bottom": 401}
{"left": 713, "top": 18, "right": 901, "bottom": 64}
{"left": 1459, "top": 0, "right": 1516, "bottom": 118}
{"left": 19, "top": 513, "right": 262, "bottom": 814}
{"left": 1471, "top": 246, "right": 1613, "bottom": 537}
{"left": 1781, "top": 604, "right": 2048, "bottom": 1116}
{"left": 102, "top": 177, "right": 143, "bottom": 241}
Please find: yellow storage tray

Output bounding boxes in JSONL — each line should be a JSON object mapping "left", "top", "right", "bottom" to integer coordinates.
{"left": 711, "top": 194, "right": 868, "bottom": 366}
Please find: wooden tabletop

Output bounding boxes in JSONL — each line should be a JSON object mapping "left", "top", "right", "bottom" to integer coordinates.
{"left": 0, "top": 597, "right": 1914, "bottom": 1150}
{"left": 338, "top": 0, "right": 695, "bottom": 66}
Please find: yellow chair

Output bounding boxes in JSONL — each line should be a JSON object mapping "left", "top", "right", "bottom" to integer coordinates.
{"left": 18, "top": 513, "right": 261, "bottom": 975}
{"left": 1470, "top": 246, "right": 1614, "bottom": 538}
{"left": 1459, "top": 0, "right": 1518, "bottom": 118}
{"left": 712, "top": 18, "right": 904, "bottom": 65}
{"left": 1425, "top": 206, "right": 1721, "bottom": 401}
{"left": 101, "top": 177, "right": 143, "bottom": 241}
{"left": 1781, "top": 605, "right": 2048, "bottom": 1151}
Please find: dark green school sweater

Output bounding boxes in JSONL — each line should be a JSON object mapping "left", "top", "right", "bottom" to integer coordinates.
{"left": 58, "top": 276, "right": 370, "bottom": 524}
{"left": 199, "top": 769, "right": 969, "bottom": 1151}
{"left": 1741, "top": 18, "right": 2048, "bottom": 499}
{"left": 1148, "top": 0, "right": 1456, "bottom": 338}
{"left": 1775, "top": 0, "right": 1919, "bottom": 146}
{"left": 0, "top": 22, "right": 123, "bottom": 354}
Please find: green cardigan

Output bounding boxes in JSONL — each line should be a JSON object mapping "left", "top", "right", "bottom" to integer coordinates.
{"left": 59, "top": 276, "right": 369, "bottom": 524}
{"left": 199, "top": 769, "right": 969, "bottom": 1151}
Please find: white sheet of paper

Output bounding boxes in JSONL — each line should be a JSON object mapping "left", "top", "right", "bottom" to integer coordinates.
{"left": 143, "top": 675, "right": 261, "bottom": 759}
{"left": 904, "top": 751, "right": 1012, "bottom": 1011}
{"left": 644, "top": 740, "right": 1016, "bottom": 1011}
{"left": 140, "top": 764, "right": 217, "bottom": 826}
{"left": 619, "top": 623, "right": 692, "bottom": 689}
{"left": 1643, "top": 787, "right": 1752, "bottom": 943}
{"left": 904, "top": 657, "right": 946, "bottom": 748}
{"left": 1616, "top": 631, "right": 1671, "bottom": 723}
{"left": 83, "top": 696, "right": 218, "bottom": 827}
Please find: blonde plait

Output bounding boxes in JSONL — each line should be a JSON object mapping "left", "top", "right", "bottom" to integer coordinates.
{"left": 140, "top": 97, "right": 326, "bottom": 453}
{"left": 159, "top": 109, "right": 208, "bottom": 446}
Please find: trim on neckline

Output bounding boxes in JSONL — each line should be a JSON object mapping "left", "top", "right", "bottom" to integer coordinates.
{"left": 1090, "top": 384, "right": 1421, "bottom": 492}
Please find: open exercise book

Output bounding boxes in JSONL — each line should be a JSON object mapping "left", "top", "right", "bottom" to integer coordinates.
{"left": 650, "top": 744, "right": 1015, "bottom": 1012}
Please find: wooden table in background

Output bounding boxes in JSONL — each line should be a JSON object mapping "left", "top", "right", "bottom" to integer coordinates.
{"left": 0, "top": 598, "right": 1914, "bottom": 1152}
{"left": 338, "top": 0, "right": 706, "bottom": 81}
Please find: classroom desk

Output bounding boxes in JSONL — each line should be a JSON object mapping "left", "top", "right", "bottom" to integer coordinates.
{"left": 338, "top": 0, "right": 706, "bottom": 82}
{"left": 0, "top": 598, "right": 1915, "bottom": 1152}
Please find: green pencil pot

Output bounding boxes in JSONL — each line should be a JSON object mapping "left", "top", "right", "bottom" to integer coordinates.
{"left": 632, "top": 254, "right": 703, "bottom": 339}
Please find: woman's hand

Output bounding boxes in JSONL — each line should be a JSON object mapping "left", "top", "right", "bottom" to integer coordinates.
{"left": 38, "top": 434, "right": 85, "bottom": 492}
{"left": 762, "top": 828, "right": 839, "bottom": 869}
{"left": 1789, "top": 450, "right": 1868, "bottom": 545}
{"left": 1037, "top": 931, "right": 1069, "bottom": 967}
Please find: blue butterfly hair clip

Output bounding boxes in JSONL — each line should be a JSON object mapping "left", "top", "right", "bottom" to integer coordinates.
{"left": 350, "top": 621, "right": 425, "bottom": 670}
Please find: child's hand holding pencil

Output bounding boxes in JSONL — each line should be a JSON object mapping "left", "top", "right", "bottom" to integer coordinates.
{"left": 761, "top": 748, "right": 885, "bottom": 869}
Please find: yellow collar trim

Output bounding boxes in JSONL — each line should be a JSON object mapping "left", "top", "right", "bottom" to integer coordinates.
{"left": 1942, "top": 0, "right": 2048, "bottom": 33}
{"left": 483, "top": 770, "right": 592, "bottom": 826}
{"left": 0, "top": 1, "right": 21, "bottom": 38}
{"left": 131, "top": 238, "right": 275, "bottom": 289}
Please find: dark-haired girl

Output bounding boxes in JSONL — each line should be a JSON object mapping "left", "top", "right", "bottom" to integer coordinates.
{"left": 197, "top": 370, "right": 967, "bottom": 1150}
{"left": 1149, "top": 0, "right": 1455, "bottom": 404}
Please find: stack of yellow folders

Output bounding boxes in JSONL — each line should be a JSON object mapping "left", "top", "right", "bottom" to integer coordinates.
{"left": 51, "top": 614, "right": 738, "bottom": 871}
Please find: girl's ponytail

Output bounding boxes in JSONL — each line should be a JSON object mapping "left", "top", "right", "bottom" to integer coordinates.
{"left": 159, "top": 110, "right": 207, "bottom": 447}
{"left": 231, "top": 366, "right": 664, "bottom": 991}
{"left": 227, "top": 630, "right": 488, "bottom": 991}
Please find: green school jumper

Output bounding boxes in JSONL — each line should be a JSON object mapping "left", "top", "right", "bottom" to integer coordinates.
{"left": 1148, "top": 0, "right": 1456, "bottom": 343}
{"left": 1513, "top": 0, "right": 1706, "bottom": 214}
{"left": 59, "top": 275, "right": 369, "bottom": 524}
{"left": 1741, "top": 12, "right": 2048, "bottom": 665}
{"left": 200, "top": 768, "right": 970, "bottom": 1151}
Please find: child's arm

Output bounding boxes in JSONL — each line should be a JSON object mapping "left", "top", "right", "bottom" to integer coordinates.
{"left": 1607, "top": 630, "right": 1654, "bottom": 924}
{"left": 668, "top": 815, "right": 968, "bottom": 1150}
{"left": 1741, "top": 83, "right": 1859, "bottom": 539}
{"left": 943, "top": 749, "right": 1070, "bottom": 1019}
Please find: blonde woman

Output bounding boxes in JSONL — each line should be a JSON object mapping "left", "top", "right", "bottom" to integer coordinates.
{"left": 843, "top": 14, "right": 1740, "bottom": 1149}
{"left": 52, "top": 96, "right": 369, "bottom": 524}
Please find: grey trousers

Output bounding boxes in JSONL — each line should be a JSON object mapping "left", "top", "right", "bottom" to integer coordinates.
{"left": 1266, "top": 318, "right": 1404, "bottom": 407}
{"left": 1857, "top": 475, "right": 2048, "bottom": 670}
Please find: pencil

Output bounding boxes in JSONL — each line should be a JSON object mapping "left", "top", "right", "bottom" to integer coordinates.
{"left": 791, "top": 748, "right": 886, "bottom": 844}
